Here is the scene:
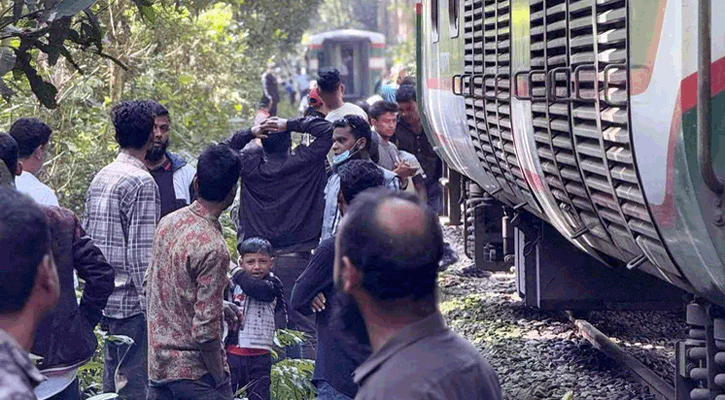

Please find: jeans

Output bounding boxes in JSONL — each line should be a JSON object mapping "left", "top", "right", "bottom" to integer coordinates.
{"left": 147, "top": 374, "right": 232, "bottom": 400}
{"left": 274, "top": 254, "right": 317, "bottom": 359}
{"left": 426, "top": 181, "right": 443, "bottom": 216}
{"left": 228, "top": 353, "right": 272, "bottom": 400}
{"left": 316, "top": 381, "right": 353, "bottom": 400}
{"left": 102, "top": 314, "right": 148, "bottom": 400}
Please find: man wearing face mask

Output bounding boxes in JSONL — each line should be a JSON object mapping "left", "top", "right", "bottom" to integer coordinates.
{"left": 319, "top": 115, "right": 399, "bottom": 242}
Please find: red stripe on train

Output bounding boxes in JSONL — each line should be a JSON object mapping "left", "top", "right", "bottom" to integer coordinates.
{"left": 679, "top": 56, "right": 725, "bottom": 112}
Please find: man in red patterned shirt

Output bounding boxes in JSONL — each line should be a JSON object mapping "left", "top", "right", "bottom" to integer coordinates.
{"left": 145, "top": 144, "right": 241, "bottom": 400}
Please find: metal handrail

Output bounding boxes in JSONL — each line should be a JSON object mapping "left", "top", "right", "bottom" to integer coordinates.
{"left": 698, "top": 0, "right": 724, "bottom": 195}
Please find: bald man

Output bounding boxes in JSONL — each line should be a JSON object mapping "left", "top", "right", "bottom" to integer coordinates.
{"left": 334, "top": 188, "right": 502, "bottom": 400}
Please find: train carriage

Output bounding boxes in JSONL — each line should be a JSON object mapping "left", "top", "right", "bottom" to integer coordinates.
{"left": 416, "top": 0, "right": 725, "bottom": 397}
{"left": 305, "top": 29, "right": 386, "bottom": 102}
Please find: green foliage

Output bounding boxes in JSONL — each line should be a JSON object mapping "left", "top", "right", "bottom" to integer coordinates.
{"left": 271, "top": 359, "right": 316, "bottom": 400}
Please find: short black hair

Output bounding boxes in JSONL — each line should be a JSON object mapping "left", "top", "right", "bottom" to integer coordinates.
{"left": 355, "top": 101, "right": 371, "bottom": 117}
{"left": 304, "top": 107, "right": 326, "bottom": 119}
{"left": 395, "top": 83, "right": 417, "bottom": 103}
{"left": 196, "top": 144, "right": 241, "bottom": 202}
{"left": 8, "top": 118, "right": 52, "bottom": 159}
{"left": 0, "top": 186, "right": 51, "bottom": 314}
{"left": 110, "top": 100, "right": 156, "bottom": 150}
{"left": 369, "top": 101, "right": 399, "bottom": 120}
{"left": 151, "top": 101, "right": 170, "bottom": 120}
{"left": 317, "top": 67, "right": 341, "bottom": 94}
{"left": 0, "top": 133, "right": 19, "bottom": 176}
{"left": 338, "top": 188, "right": 444, "bottom": 302}
{"left": 262, "top": 131, "right": 292, "bottom": 155}
{"left": 258, "top": 95, "right": 271, "bottom": 109}
{"left": 239, "top": 237, "right": 273, "bottom": 257}
{"left": 400, "top": 76, "right": 416, "bottom": 86}
{"left": 338, "top": 160, "right": 384, "bottom": 204}
{"left": 332, "top": 115, "right": 372, "bottom": 152}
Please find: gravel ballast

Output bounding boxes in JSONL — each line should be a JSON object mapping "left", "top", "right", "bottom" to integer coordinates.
{"left": 439, "top": 224, "right": 687, "bottom": 400}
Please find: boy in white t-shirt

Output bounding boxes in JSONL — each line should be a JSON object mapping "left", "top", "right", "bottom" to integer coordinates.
{"left": 227, "top": 238, "right": 286, "bottom": 400}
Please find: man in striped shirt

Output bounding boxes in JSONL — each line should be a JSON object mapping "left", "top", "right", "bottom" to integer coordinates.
{"left": 83, "top": 100, "right": 161, "bottom": 400}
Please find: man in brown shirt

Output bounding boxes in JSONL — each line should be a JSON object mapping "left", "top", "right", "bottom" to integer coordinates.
{"left": 334, "top": 188, "right": 503, "bottom": 400}
{"left": 146, "top": 144, "right": 241, "bottom": 400}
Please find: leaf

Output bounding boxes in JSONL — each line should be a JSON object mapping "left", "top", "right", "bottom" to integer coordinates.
{"left": 48, "top": 0, "right": 100, "bottom": 20}
{"left": 140, "top": 4, "right": 156, "bottom": 22}
{"left": 0, "top": 79, "right": 15, "bottom": 102}
{"left": 0, "top": 47, "right": 17, "bottom": 77}
{"left": 178, "top": 74, "right": 193, "bottom": 85}
{"left": 86, "top": 394, "right": 120, "bottom": 400}
{"left": 45, "top": 16, "right": 72, "bottom": 66}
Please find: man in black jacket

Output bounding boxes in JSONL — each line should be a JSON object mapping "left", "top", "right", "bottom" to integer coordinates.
{"left": 0, "top": 133, "right": 115, "bottom": 400}
{"left": 290, "top": 160, "right": 385, "bottom": 400}
{"left": 223, "top": 116, "right": 333, "bottom": 359}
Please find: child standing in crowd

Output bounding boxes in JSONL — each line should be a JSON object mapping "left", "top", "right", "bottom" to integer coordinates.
{"left": 227, "top": 238, "right": 286, "bottom": 400}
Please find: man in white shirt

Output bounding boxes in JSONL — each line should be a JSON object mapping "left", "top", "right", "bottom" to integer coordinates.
{"left": 317, "top": 67, "right": 368, "bottom": 122}
{"left": 9, "top": 118, "right": 59, "bottom": 206}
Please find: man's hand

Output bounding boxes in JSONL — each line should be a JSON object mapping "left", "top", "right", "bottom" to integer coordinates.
{"left": 262, "top": 117, "right": 288, "bottom": 133}
{"left": 311, "top": 292, "right": 326, "bottom": 313}
{"left": 223, "top": 301, "right": 243, "bottom": 333}
{"left": 251, "top": 123, "right": 269, "bottom": 140}
{"left": 394, "top": 162, "right": 417, "bottom": 178}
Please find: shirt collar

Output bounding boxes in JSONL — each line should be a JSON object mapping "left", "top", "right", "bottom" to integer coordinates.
{"left": 353, "top": 312, "right": 448, "bottom": 385}
{"left": 188, "top": 200, "right": 222, "bottom": 231}
{"left": 0, "top": 329, "right": 46, "bottom": 388}
{"left": 116, "top": 151, "right": 149, "bottom": 172}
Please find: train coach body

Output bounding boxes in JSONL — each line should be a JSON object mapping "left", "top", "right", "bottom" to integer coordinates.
{"left": 417, "top": 0, "right": 725, "bottom": 309}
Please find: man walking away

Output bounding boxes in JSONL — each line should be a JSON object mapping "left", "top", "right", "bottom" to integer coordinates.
{"left": 290, "top": 160, "right": 385, "bottom": 400}
{"left": 223, "top": 116, "right": 333, "bottom": 359}
{"left": 146, "top": 144, "right": 241, "bottom": 400}
{"left": 336, "top": 188, "right": 503, "bottom": 400}
{"left": 0, "top": 186, "right": 60, "bottom": 400}
{"left": 320, "top": 115, "right": 399, "bottom": 241}
{"left": 9, "top": 118, "right": 59, "bottom": 206}
{"left": 262, "top": 63, "right": 280, "bottom": 117}
{"left": 83, "top": 100, "right": 161, "bottom": 400}
{"left": 318, "top": 68, "right": 368, "bottom": 122}
{"left": 144, "top": 102, "right": 196, "bottom": 218}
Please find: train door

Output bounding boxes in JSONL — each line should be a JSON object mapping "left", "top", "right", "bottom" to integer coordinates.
{"left": 322, "top": 40, "right": 369, "bottom": 101}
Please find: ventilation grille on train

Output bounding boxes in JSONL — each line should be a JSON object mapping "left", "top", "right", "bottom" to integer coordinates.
{"left": 463, "top": 0, "right": 537, "bottom": 208}
{"left": 526, "top": 0, "right": 682, "bottom": 280}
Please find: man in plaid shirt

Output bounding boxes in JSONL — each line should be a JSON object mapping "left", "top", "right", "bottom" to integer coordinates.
{"left": 83, "top": 100, "right": 161, "bottom": 399}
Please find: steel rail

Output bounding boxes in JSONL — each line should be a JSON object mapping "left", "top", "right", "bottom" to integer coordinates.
{"left": 566, "top": 311, "right": 675, "bottom": 400}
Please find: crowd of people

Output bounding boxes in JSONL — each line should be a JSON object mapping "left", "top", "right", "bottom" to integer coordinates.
{"left": 0, "top": 66, "right": 502, "bottom": 400}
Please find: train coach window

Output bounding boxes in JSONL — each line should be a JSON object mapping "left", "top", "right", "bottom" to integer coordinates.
{"left": 432, "top": 0, "right": 440, "bottom": 43}
{"left": 449, "top": 0, "right": 459, "bottom": 37}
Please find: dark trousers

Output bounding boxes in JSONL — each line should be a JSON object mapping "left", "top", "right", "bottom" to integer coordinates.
{"left": 274, "top": 254, "right": 317, "bottom": 359}
{"left": 102, "top": 313, "right": 148, "bottom": 400}
{"left": 46, "top": 377, "right": 79, "bottom": 400}
{"left": 147, "top": 374, "right": 232, "bottom": 400}
{"left": 426, "top": 181, "right": 444, "bottom": 216}
{"left": 228, "top": 353, "right": 271, "bottom": 400}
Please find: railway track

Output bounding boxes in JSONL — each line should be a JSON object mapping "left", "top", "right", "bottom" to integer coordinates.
{"left": 440, "top": 224, "right": 685, "bottom": 400}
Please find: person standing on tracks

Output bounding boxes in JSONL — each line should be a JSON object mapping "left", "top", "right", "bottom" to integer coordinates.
{"left": 222, "top": 115, "right": 333, "bottom": 359}
{"left": 83, "top": 100, "right": 161, "bottom": 400}
{"left": 9, "top": 117, "right": 59, "bottom": 206}
{"left": 146, "top": 145, "right": 241, "bottom": 400}
{"left": 0, "top": 133, "right": 115, "bottom": 400}
{"left": 290, "top": 160, "right": 385, "bottom": 400}
{"left": 320, "top": 115, "right": 399, "bottom": 242}
{"left": 0, "top": 186, "right": 60, "bottom": 400}
{"left": 335, "top": 188, "right": 503, "bottom": 400}
{"left": 262, "top": 62, "right": 280, "bottom": 117}
{"left": 143, "top": 102, "right": 196, "bottom": 218}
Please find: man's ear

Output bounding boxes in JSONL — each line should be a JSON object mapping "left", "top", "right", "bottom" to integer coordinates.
{"left": 36, "top": 254, "right": 59, "bottom": 307}
{"left": 15, "top": 161, "right": 22, "bottom": 177}
{"left": 341, "top": 256, "right": 361, "bottom": 294}
{"left": 192, "top": 176, "right": 199, "bottom": 194}
{"left": 340, "top": 84, "right": 346, "bottom": 96}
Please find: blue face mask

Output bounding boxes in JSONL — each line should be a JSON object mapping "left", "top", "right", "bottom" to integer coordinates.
{"left": 333, "top": 140, "right": 363, "bottom": 166}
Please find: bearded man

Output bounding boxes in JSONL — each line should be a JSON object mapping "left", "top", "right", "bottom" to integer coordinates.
{"left": 144, "top": 102, "right": 196, "bottom": 217}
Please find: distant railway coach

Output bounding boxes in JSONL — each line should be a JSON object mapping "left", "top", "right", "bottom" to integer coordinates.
{"left": 305, "top": 29, "right": 386, "bottom": 102}
{"left": 416, "top": 0, "right": 725, "bottom": 397}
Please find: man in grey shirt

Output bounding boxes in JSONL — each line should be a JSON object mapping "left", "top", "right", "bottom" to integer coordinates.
{"left": 334, "top": 188, "right": 503, "bottom": 400}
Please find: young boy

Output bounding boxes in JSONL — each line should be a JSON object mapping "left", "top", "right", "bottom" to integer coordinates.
{"left": 227, "top": 238, "right": 286, "bottom": 400}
